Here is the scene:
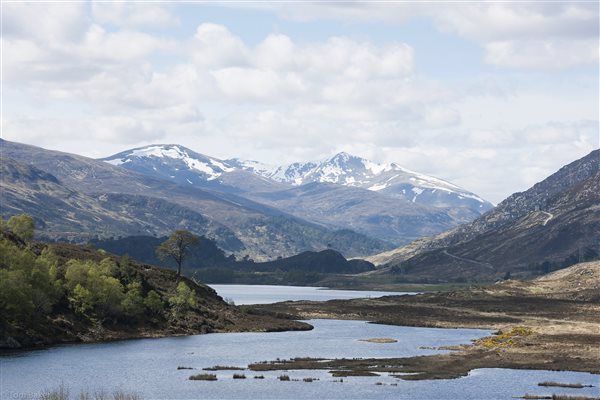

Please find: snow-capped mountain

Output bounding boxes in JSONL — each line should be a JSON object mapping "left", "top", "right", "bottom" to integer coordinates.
{"left": 100, "top": 144, "right": 493, "bottom": 245}
{"left": 233, "top": 152, "right": 493, "bottom": 211}
{"left": 101, "top": 145, "right": 284, "bottom": 194}
{"left": 103, "top": 144, "right": 233, "bottom": 183}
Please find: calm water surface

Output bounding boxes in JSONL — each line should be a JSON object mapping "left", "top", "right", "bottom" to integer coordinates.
{"left": 208, "top": 284, "right": 414, "bottom": 304}
{"left": 1, "top": 285, "right": 598, "bottom": 400}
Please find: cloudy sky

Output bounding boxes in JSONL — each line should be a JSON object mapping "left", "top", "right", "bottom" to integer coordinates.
{"left": 2, "top": 2, "right": 598, "bottom": 203}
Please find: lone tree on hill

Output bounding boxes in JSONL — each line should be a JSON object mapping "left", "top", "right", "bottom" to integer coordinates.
{"left": 156, "top": 230, "right": 199, "bottom": 278}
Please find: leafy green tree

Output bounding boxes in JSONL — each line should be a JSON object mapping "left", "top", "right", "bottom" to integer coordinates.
{"left": 69, "top": 284, "right": 94, "bottom": 315}
{"left": 156, "top": 230, "right": 199, "bottom": 277}
{"left": 121, "top": 281, "right": 145, "bottom": 317}
{"left": 144, "top": 290, "right": 164, "bottom": 315}
{"left": 0, "top": 269, "right": 34, "bottom": 322}
{"left": 30, "top": 249, "right": 62, "bottom": 314}
{"left": 7, "top": 214, "right": 35, "bottom": 241}
{"left": 64, "top": 258, "right": 125, "bottom": 319}
{"left": 0, "top": 239, "right": 61, "bottom": 322}
{"left": 168, "top": 282, "right": 198, "bottom": 317}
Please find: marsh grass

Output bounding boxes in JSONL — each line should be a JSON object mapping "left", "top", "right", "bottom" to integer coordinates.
{"left": 39, "top": 386, "right": 140, "bottom": 400}
{"left": 232, "top": 374, "right": 246, "bottom": 379}
{"left": 518, "top": 395, "right": 598, "bottom": 400}
{"left": 189, "top": 373, "right": 218, "bottom": 381}
{"left": 278, "top": 375, "right": 290, "bottom": 381}
{"left": 203, "top": 365, "right": 245, "bottom": 371}
{"left": 538, "top": 382, "right": 593, "bottom": 389}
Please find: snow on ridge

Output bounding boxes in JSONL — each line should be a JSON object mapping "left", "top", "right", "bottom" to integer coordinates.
{"left": 228, "top": 158, "right": 278, "bottom": 176}
{"left": 368, "top": 183, "right": 389, "bottom": 191}
{"left": 105, "top": 158, "right": 129, "bottom": 166}
{"left": 362, "top": 159, "right": 393, "bottom": 175}
{"left": 104, "top": 146, "right": 489, "bottom": 205}
{"left": 119, "top": 144, "right": 236, "bottom": 180}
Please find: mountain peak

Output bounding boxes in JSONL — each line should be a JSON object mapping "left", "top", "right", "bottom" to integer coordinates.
{"left": 102, "top": 144, "right": 234, "bottom": 182}
{"left": 101, "top": 143, "right": 492, "bottom": 211}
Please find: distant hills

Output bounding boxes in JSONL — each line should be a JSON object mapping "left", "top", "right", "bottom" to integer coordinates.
{"left": 91, "top": 234, "right": 375, "bottom": 284}
{"left": 2, "top": 139, "right": 597, "bottom": 283}
{"left": 368, "top": 149, "right": 600, "bottom": 282}
{"left": 102, "top": 144, "right": 493, "bottom": 244}
{"left": 1, "top": 140, "right": 388, "bottom": 260}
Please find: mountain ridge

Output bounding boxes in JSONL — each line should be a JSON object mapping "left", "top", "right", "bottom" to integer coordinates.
{"left": 101, "top": 143, "right": 493, "bottom": 244}
{"left": 1, "top": 139, "right": 390, "bottom": 260}
{"left": 368, "top": 149, "right": 600, "bottom": 281}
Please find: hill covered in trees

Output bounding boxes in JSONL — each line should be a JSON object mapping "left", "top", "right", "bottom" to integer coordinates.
{"left": 0, "top": 216, "right": 310, "bottom": 349}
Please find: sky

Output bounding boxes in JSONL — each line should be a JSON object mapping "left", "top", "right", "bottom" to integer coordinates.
{"left": 1, "top": 1, "right": 598, "bottom": 204}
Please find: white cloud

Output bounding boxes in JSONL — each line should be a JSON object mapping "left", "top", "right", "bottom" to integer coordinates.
{"left": 2, "top": 3, "right": 598, "bottom": 204}
{"left": 2, "top": 2, "right": 88, "bottom": 45}
{"left": 233, "top": 2, "right": 599, "bottom": 70}
{"left": 190, "top": 23, "right": 249, "bottom": 68}
{"left": 484, "top": 39, "right": 599, "bottom": 69}
{"left": 91, "top": 2, "right": 179, "bottom": 28}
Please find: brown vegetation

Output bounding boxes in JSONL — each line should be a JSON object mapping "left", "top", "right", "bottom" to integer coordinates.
{"left": 246, "top": 262, "right": 600, "bottom": 380}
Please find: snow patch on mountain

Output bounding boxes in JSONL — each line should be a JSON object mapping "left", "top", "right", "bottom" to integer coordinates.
{"left": 102, "top": 145, "right": 493, "bottom": 212}
{"left": 103, "top": 144, "right": 235, "bottom": 181}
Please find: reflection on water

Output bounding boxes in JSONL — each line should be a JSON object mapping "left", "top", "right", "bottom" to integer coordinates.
{"left": 1, "top": 286, "right": 597, "bottom": 400}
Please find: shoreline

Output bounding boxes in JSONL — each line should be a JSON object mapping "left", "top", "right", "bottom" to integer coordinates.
{"left": 244, "top": 275, "right": 600, "bottom": 380}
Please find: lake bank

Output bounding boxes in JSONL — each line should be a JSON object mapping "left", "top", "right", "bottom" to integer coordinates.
{"left": 5, "top": 318, "right": 598, "bottom": 400}
{"left": 247, "top": 265, "right": 600, "bottom": 380}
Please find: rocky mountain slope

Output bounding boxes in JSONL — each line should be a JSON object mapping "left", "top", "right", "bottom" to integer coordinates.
{"left": 102, "top": 144, "right": 492, "bottom": 244}
{"left": 1, "top": 140, "right": 389, "bottom": 260}
{"left": 370, "top": 149, "right": 600, "bottom": 281}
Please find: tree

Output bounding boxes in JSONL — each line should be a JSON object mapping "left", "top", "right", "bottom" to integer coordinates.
{"left": 168, "top": 282, "right": 198, "bottom": 317}
{"left": 144, "top": 290, "right": 164, "bottom": 315}
{"left": 156, "top": 230, "right": 199, "bottom": 277}
{"left": 7, "top": 214, "right": 34, "bottom": 241}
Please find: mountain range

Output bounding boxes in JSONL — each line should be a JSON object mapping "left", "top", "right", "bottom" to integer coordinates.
{"left": 1, "top": 139, "right": 494, "bottom": 261}
{"left": 102, "top": 144, "right": 493, "bottom": 244}
{"left": 366, "top": 149, "right": 600, "bottom": 282}
{"left": 1, "top": 140, "right": 387, "bottom": 260}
